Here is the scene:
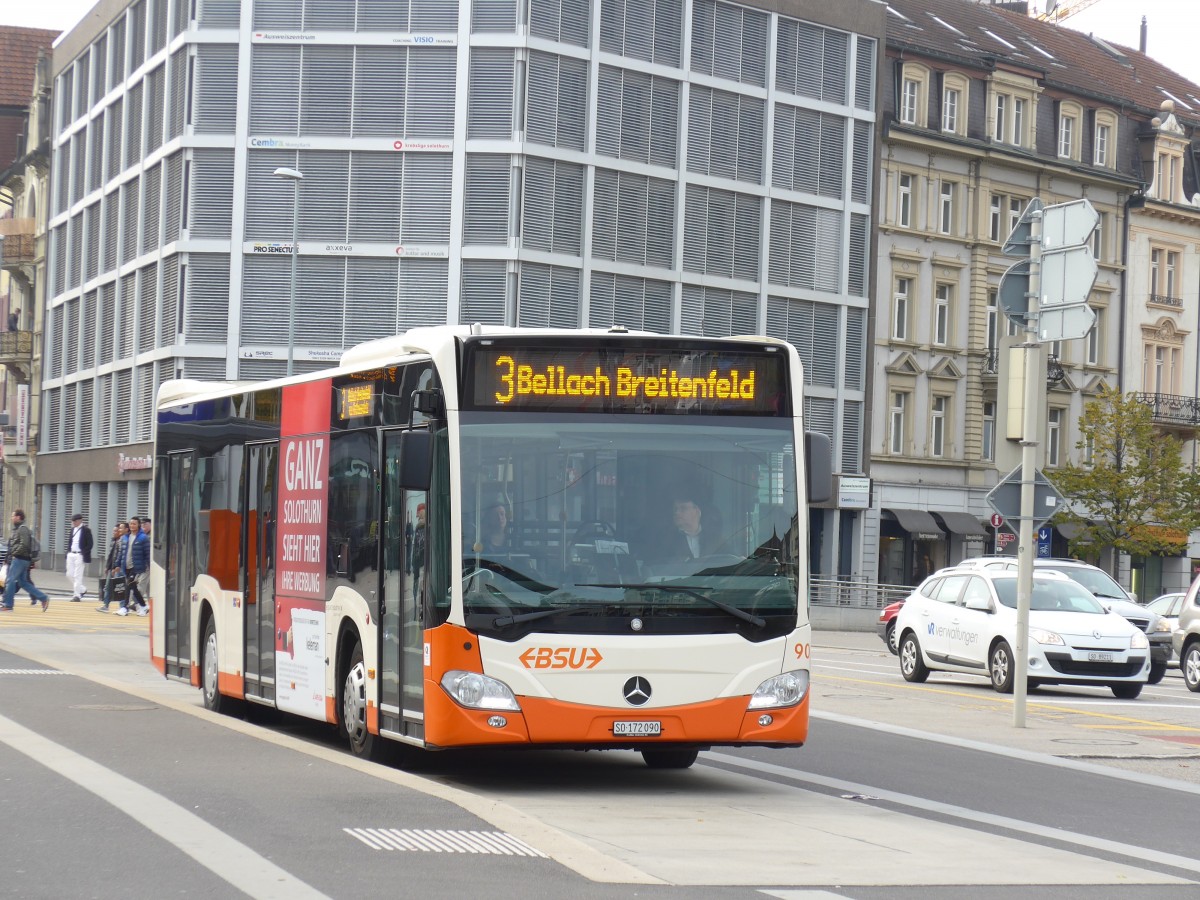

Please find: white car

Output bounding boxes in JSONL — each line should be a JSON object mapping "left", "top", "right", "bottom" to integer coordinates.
{"left": 895, "top": 569, "right": 1151, "bottom": 698}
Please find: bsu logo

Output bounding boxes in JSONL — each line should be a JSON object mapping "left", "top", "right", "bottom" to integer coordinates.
{"left": 519, "top": 647, "right": 603, "bottom": 670}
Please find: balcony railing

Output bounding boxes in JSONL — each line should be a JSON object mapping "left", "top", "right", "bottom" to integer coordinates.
{"left": 1149, "top": 293, "right": 1183, "bottom": 308}
{"left": 0, "top": 221, "right": 36, "bottom": 269}
{"left": 1136, "top": 392, "right": 1200, "bottom": 427}
{"left": 0, "top": 331, "right": 33, "bottom": 358}
{"left": 982, "top": 349, "right": 1064, "bottom": 385}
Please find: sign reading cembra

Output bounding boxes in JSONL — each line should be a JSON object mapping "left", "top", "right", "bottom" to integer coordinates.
{"left": 466, "top": 345, "right": 787, "bottom": 415}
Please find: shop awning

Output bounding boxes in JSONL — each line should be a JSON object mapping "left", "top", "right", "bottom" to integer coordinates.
{"left": 935, "top": 511, "right": 988, "bottom": 537}
{"left": 886, "top": 508, "right": 944, "bottom": 540}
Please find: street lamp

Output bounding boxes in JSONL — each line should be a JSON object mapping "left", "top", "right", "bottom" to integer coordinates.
{"left": 273, "top": 166, "right": 304, "bottom": 377}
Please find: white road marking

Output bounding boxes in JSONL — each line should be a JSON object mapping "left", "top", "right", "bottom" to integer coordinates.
{"left": 760, "top": 892, "right": 854, "bottom": 900}
{"left": 706, "top": 751, "right": 1200, "bottom": 876}
{"left": 0, "top": 710, "right": 330, "bottom": 899}
{"left": 813, "top": 709, "right": 1200, "bottom": 795}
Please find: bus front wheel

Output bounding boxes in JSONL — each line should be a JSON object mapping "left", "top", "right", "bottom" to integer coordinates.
{"left": 201, "top": 617, "right": 231, "bottom": 715}
{"left": 641, "top": 748, "right": 699, "bottom": 769}
{"left": 341, "top": 641, "right": 380, "bottom": 761}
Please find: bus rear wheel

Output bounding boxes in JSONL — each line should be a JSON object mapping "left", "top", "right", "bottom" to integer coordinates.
{"left": 640, "top": 748, "right": 699, "bottom": 769}
{"left": 341, "top": 641, "right": 380, "bottom": 761}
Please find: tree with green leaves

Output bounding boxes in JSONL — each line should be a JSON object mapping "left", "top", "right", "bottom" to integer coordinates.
{"left": 1051, "top": 385, "right": 1200, "bottom": 562}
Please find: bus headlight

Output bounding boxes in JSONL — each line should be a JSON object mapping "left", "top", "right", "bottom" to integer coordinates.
{"left": 440, "top": 670, "right": 521, "bottom": 711}
{"left": 748, "top": 671, "right": 810, "bottom": 709}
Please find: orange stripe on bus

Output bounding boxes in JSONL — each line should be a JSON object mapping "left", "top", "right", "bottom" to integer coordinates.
{"left": 217, "top": 671, "right": 245, "bottom": 699}
{"left": 422, "top": 690, "right": 809, "bottom": 749}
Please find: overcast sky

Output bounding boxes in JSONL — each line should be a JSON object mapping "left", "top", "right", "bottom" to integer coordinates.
{"left": 3, "top": 0, "right": 1198, "bottom": 89}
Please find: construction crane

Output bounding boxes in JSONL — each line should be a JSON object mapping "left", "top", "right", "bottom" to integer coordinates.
{"left": 1034, "top": 0, "right": 1105, "bottom": 23}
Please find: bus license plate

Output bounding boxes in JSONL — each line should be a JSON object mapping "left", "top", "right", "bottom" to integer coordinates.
{"left": 1088, "top": 651, "right": 1114, "bottom": 662}
{"left": 613, "top": 721, "right": 661, "bottom": 737}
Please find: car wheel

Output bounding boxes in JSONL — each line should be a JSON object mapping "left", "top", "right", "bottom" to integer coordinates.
{"left": 1148, "top": 659, "right": 1167, "bottom": 685}
{"left": 885, "top": 620, "right": 899, "bottom": 656}
{"left": 1183, "top": 643, "right": 1200, "bottom": 693}
{"left": 989, "top": 641, "right": 1015, "bottom": 694}
{"left": 899, "top": 633, "right": 929, "bottom": 683}
{"left": 1111, "top": 683, "right": 1142, "bottom": 700}
{"left": 641, "top": 749, "right": 699, "bottom": 769}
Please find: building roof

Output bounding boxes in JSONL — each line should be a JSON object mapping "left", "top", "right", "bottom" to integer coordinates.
{"left": 886, "top": 0, "right": 1200, "bottom": 124}
{"left": 0, "top": 26, "right": 59, "bottom": 107}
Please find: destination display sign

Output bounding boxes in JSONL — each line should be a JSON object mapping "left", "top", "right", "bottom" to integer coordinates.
{"left": 465, "top": 345, "right": 787, "bottom": 415}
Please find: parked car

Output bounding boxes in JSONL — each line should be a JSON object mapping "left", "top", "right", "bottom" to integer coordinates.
{"left": 1146, "top": 592, "right": 1185, "bottom": 628}
{"left": 1172, "top": 577, "right": 1200, "bottom": 692}
{"left": 957, "top": 556, "right": 1173, "bottom": 683}
{"left": 895, "top": 569, "right": 1151, "bottom": 698}
{"left": 878, "top": 600, "right": 903, "bottom": 654}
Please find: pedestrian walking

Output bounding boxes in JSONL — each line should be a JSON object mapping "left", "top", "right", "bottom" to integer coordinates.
{"left": 95, "top": 523, "right": 128, "bottom": 613}
{"left": 1, "top": 509, "right": 49, "bottom": 612}
{"left": 66, "top": 512, "right": 94, "bottom": 601}
{"left": 117, "top": 515, "right": 150, "bottom": 616}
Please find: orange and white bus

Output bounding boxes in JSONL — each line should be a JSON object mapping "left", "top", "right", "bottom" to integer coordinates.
{"left": 150, "top": 325, "right": 831, "bottom": 768}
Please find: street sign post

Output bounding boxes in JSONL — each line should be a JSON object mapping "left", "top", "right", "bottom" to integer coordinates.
{"left": 998, "top": 198, "right": 1096, "bottom": 730}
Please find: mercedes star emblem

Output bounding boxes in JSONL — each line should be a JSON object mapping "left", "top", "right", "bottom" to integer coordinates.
{"left": 623, "top": 676, "right": 651, "bottom": 706}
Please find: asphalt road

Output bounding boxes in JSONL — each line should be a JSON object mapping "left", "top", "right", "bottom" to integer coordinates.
{"left": 2, "top": 601, "right": 1200, "bottom": 899}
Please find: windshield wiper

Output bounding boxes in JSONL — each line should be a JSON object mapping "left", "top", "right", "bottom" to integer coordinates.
{"left": 491, "top": 603, "right": 613, "bottom": 629}
{"left": 586, "top": 583, "right": 766, "bottom": 629}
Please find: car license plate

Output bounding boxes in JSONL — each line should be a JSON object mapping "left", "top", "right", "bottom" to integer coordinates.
{"left": 613, "top": 721, "right": 661, "bottom": 737}
{"left": 1088, "top": 651, "right": 1114, "bottom": 663}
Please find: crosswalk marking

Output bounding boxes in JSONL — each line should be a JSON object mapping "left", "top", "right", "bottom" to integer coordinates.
{"left": 345, "top": 827, "right": 547, "bottom": 856}
{"left": 0, "top": 668, "right": 67, "bottom": 675}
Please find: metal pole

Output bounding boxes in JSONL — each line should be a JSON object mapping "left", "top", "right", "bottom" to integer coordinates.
{"left": 286, "top": 178, "right": 299, "bottom": 377}
{"left": 273, "top": 167, "right": 304, "bottom": 378}
{"left": 1014, "top": 208, "right": 1043, "bottom": 728}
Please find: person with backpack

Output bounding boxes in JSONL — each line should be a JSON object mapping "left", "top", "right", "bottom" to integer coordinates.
{"left": 1, "top": 509, "right": 50, "bottom": 612}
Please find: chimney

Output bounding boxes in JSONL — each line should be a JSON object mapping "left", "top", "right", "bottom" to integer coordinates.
{"left": 1140, "top": 16, "right": 1147, "bottom": 54}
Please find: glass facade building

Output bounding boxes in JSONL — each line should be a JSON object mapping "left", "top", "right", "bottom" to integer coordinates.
{"left": 41, "top": 0, "right": 882, "bottom": 571}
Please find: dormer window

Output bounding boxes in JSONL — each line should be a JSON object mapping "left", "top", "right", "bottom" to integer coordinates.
{"left": 1093, "top": 109, "right": 1117, "bottom": 168}
{"left": 901, "top": 79, "right": 919, "bottom": 124}
{"left": 899, "top": 63, "right": 930, "bottom": 127}
{"left": 941, "top": 72, "right": 969, "bottom": 136}
{"left": 1057, "top": 101, "right": 1082, "bottom": 161}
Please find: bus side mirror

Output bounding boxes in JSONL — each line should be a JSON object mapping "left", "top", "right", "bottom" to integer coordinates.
{"left": 398, "top": 430, "right": 433, "bottom": 490}
{"left": 805, "top": 431, "right": 832, "bottom": 505}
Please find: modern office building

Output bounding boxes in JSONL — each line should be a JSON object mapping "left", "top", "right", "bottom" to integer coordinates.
{"left": 40, "top": 0, "right": 884, "bottom": 572}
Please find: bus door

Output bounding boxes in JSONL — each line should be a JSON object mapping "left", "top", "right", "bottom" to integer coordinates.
{"left": 243, "top": 442, "right": 278, "bottom": 703}
{"left": 163, "top": 451, "right": 195, "bottom": 680}
{"left": 379, "top": 428, "right": 426, "bottom": 742}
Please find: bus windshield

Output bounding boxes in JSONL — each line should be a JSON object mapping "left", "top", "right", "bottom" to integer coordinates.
{"left": 457, "top": 414, "right": 800, "bottom": 642}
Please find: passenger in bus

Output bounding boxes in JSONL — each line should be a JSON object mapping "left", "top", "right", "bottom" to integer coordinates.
{"left": 472, "top": 497, "right": 509, "bottom": 553}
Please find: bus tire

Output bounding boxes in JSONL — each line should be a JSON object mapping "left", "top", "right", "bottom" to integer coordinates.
{"left": 341, "top": 641, "right": 380, "bottom": 761}
{"left": 641, "top": 748, "right": 699, "bottom": 769}
{"left": 201, "top": 616, "right": 232, "bottom": 715}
